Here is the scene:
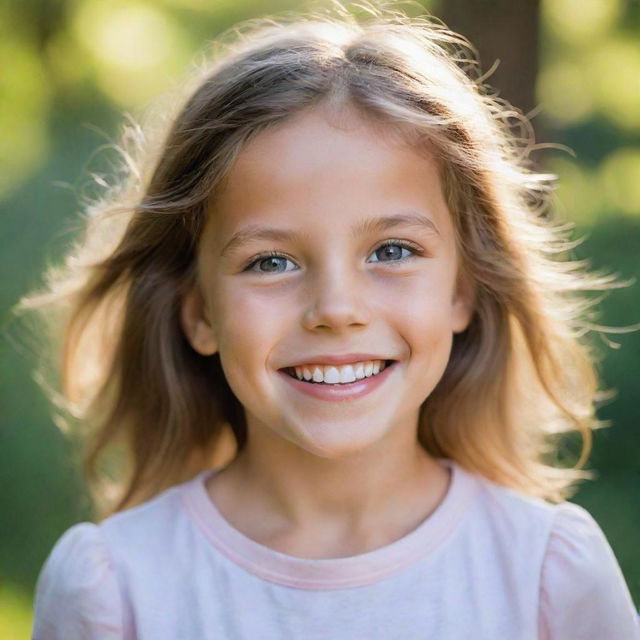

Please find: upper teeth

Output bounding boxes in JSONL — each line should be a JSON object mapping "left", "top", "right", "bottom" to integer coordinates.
{"left": 291, "top": 360, "right": 387, "bottom": 384}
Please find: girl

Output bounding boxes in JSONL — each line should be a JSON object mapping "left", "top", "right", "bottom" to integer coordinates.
{"left": 21, "top": 2, "right": 639, "bottom": 638}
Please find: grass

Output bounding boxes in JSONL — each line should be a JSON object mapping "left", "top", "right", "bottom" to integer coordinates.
{"left": 0, "top": 584, "right": 32, "bottom": 640}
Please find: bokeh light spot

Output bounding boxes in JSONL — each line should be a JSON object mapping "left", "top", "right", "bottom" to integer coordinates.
{"left": 72, "top": 0, "right": 189, "bottom": 106}
{"left": 547, "top": 156, "right": 603, "bottom": 226}
{"left": 75, "top": 2, "right": 176, "bottom": 71}
{"left": 600, "top": 148, "right": 640, "bottom": 217}
{"left": 588, "top": 39, "right": 640, "bottom": 130}
{"left": 536, "top": 61, "right": 593, "bottom": 125}
{"left": 0, "top": 38, "right": 50, "bottom": 198}
{"left": 542, "top": 0, "right": 621, "bottom": 46}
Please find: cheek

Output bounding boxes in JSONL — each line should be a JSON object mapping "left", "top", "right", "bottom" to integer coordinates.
{"left": 376, "top": 267, "right": 458, "bottom": 329}
{"left": 377, "top": 274, "right": 458, "bottom": 381}
{"left": 212, "top": 283, "right": 291, "bottom": 364}
{"left": 402, "top": 296, "right": 455, "bottom": 355}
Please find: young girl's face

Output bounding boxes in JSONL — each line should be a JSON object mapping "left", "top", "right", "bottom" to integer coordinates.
{"left": 181, "top": 106, "right": 473, "bottom": 459}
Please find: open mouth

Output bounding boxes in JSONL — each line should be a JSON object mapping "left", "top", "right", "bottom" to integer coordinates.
{"left": 281, "top": 360, "right": 397, "bottom": 385}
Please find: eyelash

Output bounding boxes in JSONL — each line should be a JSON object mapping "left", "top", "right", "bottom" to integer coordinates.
{"left": 243, "top": 239, "right": 424, "bottom": 275}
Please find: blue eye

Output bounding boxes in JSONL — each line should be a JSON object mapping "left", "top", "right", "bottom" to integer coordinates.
{"left": 367, "top": 241, "right": 419, "bottom": 264}
{"left": 245, "top": 252, "right": 297, "bottom": 274}
{"left": 244, "top": 240, "right": 421, "bottom": 275}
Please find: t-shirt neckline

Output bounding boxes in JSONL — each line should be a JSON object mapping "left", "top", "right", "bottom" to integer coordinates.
{"left": 181, "top": 457, "right": 477, "bottom": 590}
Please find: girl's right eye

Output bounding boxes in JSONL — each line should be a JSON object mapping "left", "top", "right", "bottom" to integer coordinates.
{"left": 244, "top": 252, "right": 298, "bottom": 274}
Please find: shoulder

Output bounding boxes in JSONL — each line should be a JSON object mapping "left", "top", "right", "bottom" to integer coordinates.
{"left": 92, "top": 475, "right": 211, "bottom": 585}
{"left": 33, "top": 522, "right": 123, "bottom": 639}
{"left": 544, "top": 501, "right": 613, "bottom": 576}
{"left": 96, "top": 475, "right": 212, "bottom": 565}
{"left": 99, "top": 481, "right": 186, "bottom": 546}
{"left": 538, "top": 501, "right": 640, "bottom": 639}
{"left": 469, "top": 470, "right": 558, "bottom": 540}
{"left": 542, "top": 501, "right": 631, "bottom": 598}
{"left": 465, "top": 473, "right": 639, "bottom": 638}
{"left": 32, "top": 482, "right": 194, "bottom": 639}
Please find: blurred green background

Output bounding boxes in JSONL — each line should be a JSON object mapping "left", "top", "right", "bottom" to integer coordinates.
{"left": 1, "top": 0, "right": 639, "bottom": 636}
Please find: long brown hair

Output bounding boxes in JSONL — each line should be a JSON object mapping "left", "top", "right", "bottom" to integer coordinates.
{"left": 14, "top": 1, "right": 623, "bottom": 517}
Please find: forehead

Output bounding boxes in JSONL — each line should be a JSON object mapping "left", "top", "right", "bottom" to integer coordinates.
{"left": 205, "top": 106, "right": 452, "bottom": 243}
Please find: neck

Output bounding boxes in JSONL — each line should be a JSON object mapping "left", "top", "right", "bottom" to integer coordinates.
{"left": 206, "top": 423, "right": 451, "bottom": 557}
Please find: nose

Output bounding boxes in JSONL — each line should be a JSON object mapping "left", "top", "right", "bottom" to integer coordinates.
{"left": 301, "top": 264, "right": 372, "bottom": 332}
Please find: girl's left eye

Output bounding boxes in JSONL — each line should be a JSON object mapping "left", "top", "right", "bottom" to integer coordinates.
{"left": 366, "top": 240, "right": 422, "bottom": 264}
{"left": 244, "top": 240, "right": 422, "bottom": 275}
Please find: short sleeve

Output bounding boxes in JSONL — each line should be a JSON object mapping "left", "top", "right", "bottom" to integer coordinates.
{"left": 539, "top": 502, "right": 640, "bottom": 640}
{"left": 32, "top": 522, "right": 123, "bottom": 640}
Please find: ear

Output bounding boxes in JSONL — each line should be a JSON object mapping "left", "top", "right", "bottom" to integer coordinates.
{"left": 180, "top": 286, "right": 218, "bottom": 356}
{"left": 451, "top": 270, "right": 476, "bottom": 334}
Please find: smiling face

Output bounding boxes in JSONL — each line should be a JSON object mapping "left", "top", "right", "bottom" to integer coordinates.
{"left": 180, "top": 105, "right": 474, "bottom": 460}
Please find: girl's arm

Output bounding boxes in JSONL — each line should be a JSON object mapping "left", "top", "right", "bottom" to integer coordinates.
{"left": 538, "top": 502, "right": 640, "bottom": 640}
{"left": 32, "top": 522, "right": 124, "bottom": 639}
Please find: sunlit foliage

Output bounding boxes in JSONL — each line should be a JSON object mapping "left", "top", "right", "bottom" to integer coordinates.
{"left": 1, "top": 0, "right": 638, "bottom": 627}
{"left": 539, "top": 0, "right": 640, "bottom": 225}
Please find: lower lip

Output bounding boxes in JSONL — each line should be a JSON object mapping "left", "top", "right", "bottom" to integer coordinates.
{"left": 277, "top": 362, "right": 397, "bottom": 401}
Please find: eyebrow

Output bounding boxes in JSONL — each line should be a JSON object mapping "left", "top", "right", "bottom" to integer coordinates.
{"left": 219, "top": 211, "right": 440, "bottom": 257}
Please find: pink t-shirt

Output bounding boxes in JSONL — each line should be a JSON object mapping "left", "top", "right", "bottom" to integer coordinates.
{"left": 32, "top": 459, "right": 639, "bottom": 639}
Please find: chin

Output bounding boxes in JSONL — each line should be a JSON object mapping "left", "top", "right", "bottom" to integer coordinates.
{"left": 291, "top": 426, "right": 388, "bottom": 460}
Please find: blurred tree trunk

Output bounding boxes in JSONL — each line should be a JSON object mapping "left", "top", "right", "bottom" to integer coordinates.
{"left": 436, "top": 0, "right": 541, "bottom": 117}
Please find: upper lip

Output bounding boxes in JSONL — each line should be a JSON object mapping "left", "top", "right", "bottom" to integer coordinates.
{"left": 281, "top": 354, "right": 395, "bottom": 368}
